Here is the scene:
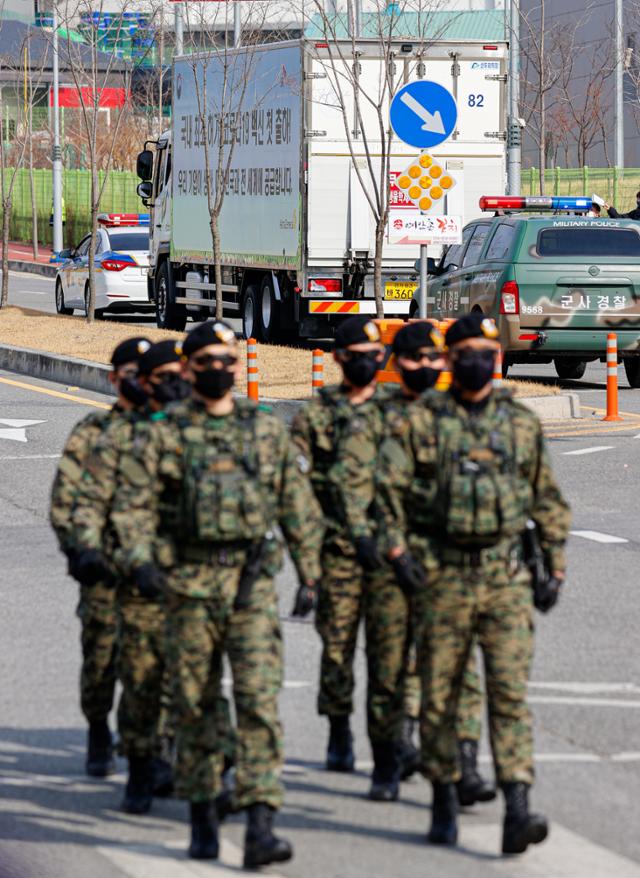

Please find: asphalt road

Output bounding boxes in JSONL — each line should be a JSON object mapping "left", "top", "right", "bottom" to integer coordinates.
{"left": 0, "top": 368, "right": 639, "bottom": 878}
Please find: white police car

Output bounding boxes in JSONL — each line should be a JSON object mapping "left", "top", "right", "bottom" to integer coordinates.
{"left": 55, "top": 214, "right": 152, "bottom": 316}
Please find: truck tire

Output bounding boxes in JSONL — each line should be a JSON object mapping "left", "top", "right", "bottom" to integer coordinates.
{"left": 242, "top": 285, "right": 260, "bottom": 340}
{"left": 156, "top": 261, "right": 186, "bottom": 331}
{"left": 259, "top": 277, "right": 279, "bottom": 342}
{"left": 624, "top": 357, "right": 640, "bottom": 388}
{"left": 554, "top": 357, "right": 586, "bottom": 381}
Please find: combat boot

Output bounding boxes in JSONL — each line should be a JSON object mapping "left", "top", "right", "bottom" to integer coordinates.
{"left": 501, "top": 782, "right": 548, "bottom": 855}
{"left": 456, "top": 739, "right": 497, "bottom": 806}
{"left": 151, "top": 757, "right": 174, "bottom": 798}
{"left": 326, "top": 715, "right": 355, "bottom": 772}
{"left": 122, "top": 756, "right": 153, "bottom": 814}
{"left": 398, "top": 718, "right": 421, "bottom": 781}
{"left": 369, "top": 741, "right": 400, "bottom": 801}
{"left": 86, "top": 720, "right": 116, "bottom": 778}
{"left": 427, "top": 782, "right": 458, "bottom": 846}
{"left": 243, "top": 803, "right": 293, "bottom": 868}
{"left": 189, "top": 801, "right": 219, "bottom": 860}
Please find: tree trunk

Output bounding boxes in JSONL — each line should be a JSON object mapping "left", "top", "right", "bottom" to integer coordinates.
{"left": 211, "top": 212, "right": 223, "bottom": 320}
{"left": 539, "top": 1, "right": 546, "bottom": 195}
{"left": 86, "top": 166, "right": 99, "bottom": 324}
{"left": 1, "top": 197, "right": 10, "bottom": 308}
{"left": 373, "top": 218, "right": 385, "bottom": 319}
{"left": 29, "top": 110, "right": 38, "bottom": 261}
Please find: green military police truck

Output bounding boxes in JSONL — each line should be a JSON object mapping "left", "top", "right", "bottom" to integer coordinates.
{"left": 425, "top": 197, "right": 640, "bottom": 386}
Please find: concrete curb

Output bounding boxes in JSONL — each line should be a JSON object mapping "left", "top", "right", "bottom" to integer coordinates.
{"left": 7, "top": 259, "right": 58, "bottom": 278}
{"left": 0, "top": 343, "right": 583, "bottom": 422}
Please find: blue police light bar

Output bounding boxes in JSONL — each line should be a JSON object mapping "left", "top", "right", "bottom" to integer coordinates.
{"left": 479, "top": 196, "right": 591, "bottom": 212}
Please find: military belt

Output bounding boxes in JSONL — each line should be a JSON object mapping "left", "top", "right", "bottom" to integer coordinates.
{"left": 438, "top": 540, "right": 521, "bottom": 569}
{"left": 179, "top": 541, "right": 254, "bottom": 566}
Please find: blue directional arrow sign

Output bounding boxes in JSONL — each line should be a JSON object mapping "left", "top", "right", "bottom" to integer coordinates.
{"left": 390, "top": 81, "right": 458, "bottom": 150}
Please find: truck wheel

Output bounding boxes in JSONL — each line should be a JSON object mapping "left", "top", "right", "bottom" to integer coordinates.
{"left": 554, "top": 357, "right": 586, "bottom": 380}
{"left": 259, "top": 277, "right": 279, "bottom": 342}
{"left": 55, "top": 279, "right": 73, "bottom": 315}
{"left": 156, "top": 262, "right": 186, "bottom": 331}
{"left": 624, "top": 357, "right": 640, "bottom": 388}
{"left": 242, "top": 285, "right": 260, "bottom": 340}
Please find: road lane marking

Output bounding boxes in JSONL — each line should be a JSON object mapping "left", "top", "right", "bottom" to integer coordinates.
{"left": 0, "top": 375, "right": 110, "bottom": 409}
{"left": 562, "top": 445, "right": 614, "bottom": 455}
{"left": 98, "top": 839, "right": 286, "bottom": 878}
{"left": 530, "top": 682, "right": 640, "bottom": 695}
{"left": 461, "top": 822, "right": 640, "bottom": 877}
{"left": 570, "top": 530, "right": 628, "bottom": 544}
{"left": 530, "top": 696, "right": 640, "bottom": 708}
{"left": 0, "top": 453, "right": 60, "bottom": 460}
{"left": 0, "top": 418, "right": 46, "bottom": 443}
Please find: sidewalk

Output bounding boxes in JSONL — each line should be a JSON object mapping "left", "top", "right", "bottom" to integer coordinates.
{"left": 1, "top": 241, "right": 57, "bottom": 277}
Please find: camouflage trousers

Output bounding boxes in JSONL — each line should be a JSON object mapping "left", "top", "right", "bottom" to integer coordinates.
{"left": 76, "top": 583, "right": 117, "bottom": 724}
{"left": 116, "top": 595, "right": 167, "bottom": 759}
{"left": 315, "top": 540, "right": 365, "bottom": 718}
{"left": 365, "top": 569, "right": 483, "bottom": 744}
{"left": 165, "top": 565, "right": 283, "bottom": 808}
{"left": 419, "top": 553, "right": 534, "bottom": 785}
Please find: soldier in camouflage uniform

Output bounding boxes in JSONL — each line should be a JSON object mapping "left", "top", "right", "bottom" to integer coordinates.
{"left": 72, "top": 340, "right": 192, "bottom": 814}
{"left": 376, "top": 313, "right": 571, "bottom": 855}
{"left": 109, "top": 321, "right": 323, "bottom": 868}
{"left": 49, "top": 336, "right": 151, "bottom": 777}
{"left": 291, "top": 316, "right": 386, "bottom": 774}
{"left": 337, "top": 321, "right": 494, "bottom": 806}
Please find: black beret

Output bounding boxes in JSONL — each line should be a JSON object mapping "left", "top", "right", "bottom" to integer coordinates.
{"left": 334, "top": 316, "right": 381, "bottom": 349}
{"left": 445, "top": 313, "right": 499, "bottom": 347}
{"left": 182, "top": 320, "right": 237, "bottom": 358}
{"left": 110, "top": 336, "right": 151, "bottom": 368}
{"left": 138, "top": 339, "right": 183, "bottom": 376}
{"left": 392, "top": 320, "right": 444, "bottom": 356}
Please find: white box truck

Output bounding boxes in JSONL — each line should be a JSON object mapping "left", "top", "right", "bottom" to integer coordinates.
{"left": 136, "top": 38, "right": 507, "bottom": 339}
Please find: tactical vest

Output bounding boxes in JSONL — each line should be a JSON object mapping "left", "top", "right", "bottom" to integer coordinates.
{"left": 431, "top": 396, "right": 532, "bottom": 548}
{"left": 177, "top": 406, "right": 271, "bottom": 544}
{"left": 309, "top": 388, "right": 355, "bottom": 518}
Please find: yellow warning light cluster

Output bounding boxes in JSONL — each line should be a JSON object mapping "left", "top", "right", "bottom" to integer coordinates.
{"left": 396, "top": 153, "right": 455, "bottom": 212}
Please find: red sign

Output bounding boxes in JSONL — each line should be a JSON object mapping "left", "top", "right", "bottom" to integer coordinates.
{"left": 49, "top": 87, "right": 128, "bottom": 109}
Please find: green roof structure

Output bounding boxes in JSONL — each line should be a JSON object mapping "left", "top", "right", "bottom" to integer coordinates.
{"left": 304, "top": 9, "right": 505, "bottom": 42}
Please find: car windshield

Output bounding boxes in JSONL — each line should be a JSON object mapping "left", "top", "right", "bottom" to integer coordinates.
{"left": 538, "top": 227, "right": 640, "bottom": 257}
{"left": 108, "top": 231, "right": 149, "bottom": 251}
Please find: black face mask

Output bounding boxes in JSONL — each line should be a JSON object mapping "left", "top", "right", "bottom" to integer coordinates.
{"left": 120, "top": 376, "right": 149, "bottom": 407}
{"left": 400, "top": 365, "right": 440, "bottom": 394}
{"left": 193, "top": 368, "right": 235, "bottom": 400}
{"left": 150, "top": 375, "right": 191, "bottom": 404}
{"left": 451, "top": 349, "right": 495, "bottom": 392}
{"left": 341, "top": 352, "right": 380, "bottom": 388}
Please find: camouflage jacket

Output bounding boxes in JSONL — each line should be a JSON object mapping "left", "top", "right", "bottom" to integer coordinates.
{"left": 335, "top": 386, "right": 414, "bottom": 542}
{"left": 290, "top": 384, "right": 388, "bottom": 538}
{"left": 376, "top": 388, "right": 571, "bottom": 573}
{"left": 49, "top": 405, "right": 122, "bottom": 554}
{"left": 111, "top": 397, "right": 324, "bottom": 595}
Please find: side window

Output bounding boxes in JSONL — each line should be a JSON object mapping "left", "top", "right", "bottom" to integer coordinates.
{"left": 154, "top": 148, "right": 167, "bottom": 198}
{"left": 164, "top": 149, "right": 172, "bottom": 187}
{"left": 95, "top": 231, "right": 107, "bottom": 254}
{"left": 462, "top": 224, "right": 491, "bottom": 267}
{"left": 442, "top": 225, "right": 474, "bottom": 271}
{"left": 76, "top": 236, "right": 91, "bottom": 258}
{"left": 485, "top": 223, "right": 516, "bottom": 261}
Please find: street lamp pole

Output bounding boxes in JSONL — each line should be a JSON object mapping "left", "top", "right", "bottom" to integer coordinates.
{"left": 234, "top": 2, "right": 241, "bottom": 48}
{"left": 51, "top": 5, "right": 63, "bottom": 257}
{"left": 614, "top": 0, "right": 624, "bottom": 170}
{"left": 506, "top": 0, "right": 521, "bottom": 195}
{"left": 175, "top": 2, "right": 184, "bottom": 56}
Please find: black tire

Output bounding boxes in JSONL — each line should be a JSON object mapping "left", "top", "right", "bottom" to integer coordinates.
{"left": 501, "top": 356, "right": 511, "bottom": 379}
{"left": 84, "top": 284, "right": 105, "bottom": 320}
{"left": 554, "top": 357, "right": 586, "bottom": 380}
{"left": 624, "top": 357, "right": 640, "bottom": 388}
{"left": 155, "top": 261, "right": 186, "bottom": 331}
{"left": 55, "top": 279, "right": 73, "bottom": 315}
{"left": 259, "top": 276, "right": 280, "bottom": 342}
{"left": 242, "top": 285, "right": 260, "bottom": 341}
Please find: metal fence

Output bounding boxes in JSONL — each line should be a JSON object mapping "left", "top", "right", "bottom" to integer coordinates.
{"left": 1, "top": 168, "right": 140, "bottom": 248}
{"left": 523, "top": 167, "right": 640, "bottom": 209}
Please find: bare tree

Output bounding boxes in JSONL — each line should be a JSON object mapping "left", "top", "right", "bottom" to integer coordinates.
{"left": 298, "top": 0, "right": 449, "bottom": 317}
{"left": 52, "top": 0, "right": 159, "bottom": 322}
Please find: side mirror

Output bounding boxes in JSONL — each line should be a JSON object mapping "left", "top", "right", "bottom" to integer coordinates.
{"left": 426, "top": 256, "right": 439, "bottom": 274}
{"left": 137, "top": 180, "right": 153, "bottom": 205}
{"left": 136, "top": 149, "right": 154, "bottom": 181}
{"left": 59, "top": 248, "right": 73, "bottom": 259}
{"left": 446, "top": 263, "right": 459, "bottom": 273}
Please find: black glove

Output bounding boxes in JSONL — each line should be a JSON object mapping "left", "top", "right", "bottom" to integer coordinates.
{"left": 534, "top": 575, "right": 563, "bottom": 613}
{"left": 392, "top": 552, "right": 426, "bottom": 596}
{"left": 292, "top": 581, "right": 318, "bottom": 617}
{"left": 133, "top": 563, "right": 166, "bottom": 600}
{"left": 71, "top": 549, "right": 112, "bottom": 587}
{"left": 355, "top": 536, "right": 382, "bottom": 572}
